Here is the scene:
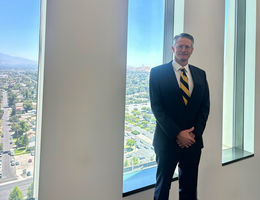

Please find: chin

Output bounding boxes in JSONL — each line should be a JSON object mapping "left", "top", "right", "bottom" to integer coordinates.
{"left": 180, "top": 58, "right": 188, "bottom": 62}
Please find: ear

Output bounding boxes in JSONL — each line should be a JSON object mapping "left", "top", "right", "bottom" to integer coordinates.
{"left": 171, "top": 45, "right": 175, "bottom": 53}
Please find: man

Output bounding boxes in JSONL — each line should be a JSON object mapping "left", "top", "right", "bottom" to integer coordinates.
{"left": 149, "top": 33, "right": 210, "bottom": 200}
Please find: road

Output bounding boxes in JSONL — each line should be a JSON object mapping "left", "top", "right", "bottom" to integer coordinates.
{"left": 0, "top": 177, "right": 33, "bottom": 199}
{"left": 0, "top": 90, "right": 17, "bottom": 182}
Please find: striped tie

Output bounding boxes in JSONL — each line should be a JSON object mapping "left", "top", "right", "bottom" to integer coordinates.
{"left": 179, "top": 67, "right": 190, "bottom": 105}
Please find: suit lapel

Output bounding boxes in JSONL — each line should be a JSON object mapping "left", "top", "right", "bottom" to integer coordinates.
{"left": 187, "top": 65, "right": 199, "bottom": 109}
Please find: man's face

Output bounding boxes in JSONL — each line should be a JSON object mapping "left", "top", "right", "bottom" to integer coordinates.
{"left": 171, "top": 37, "right": 193, "bottom": 65}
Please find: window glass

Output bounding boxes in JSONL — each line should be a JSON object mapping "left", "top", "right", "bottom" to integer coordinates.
{"left": 0, "top": 0, "right": 41, "bottom": 199}
{"left": 123, "top": 0, "right": 164, "bottom": 194}
{"left": 222, "top": 0, "right": 255, "bottom": 164}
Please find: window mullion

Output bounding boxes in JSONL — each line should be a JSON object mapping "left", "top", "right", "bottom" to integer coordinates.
{"left": 233, "top": 0, "right": 246, "bottom": 150}
{"left": 163, "top": 0, "right": 174, "bottom": 63}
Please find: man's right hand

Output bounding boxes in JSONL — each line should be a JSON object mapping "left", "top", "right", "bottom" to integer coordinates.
{"left": 176, "top": 127, "right": 195, "bottom": 148}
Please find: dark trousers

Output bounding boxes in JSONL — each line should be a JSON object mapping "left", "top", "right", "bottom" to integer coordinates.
{"left": 154, "top": 146, "right": 201, "bottom": 200}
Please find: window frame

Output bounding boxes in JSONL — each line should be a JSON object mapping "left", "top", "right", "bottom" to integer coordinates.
{"left": 33, "top": 0, "right": 47, "bottom": 198}
{"left": 222, "top": 0, "right": 256, "bottom": 165}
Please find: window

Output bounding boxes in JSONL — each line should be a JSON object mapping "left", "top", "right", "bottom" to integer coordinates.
{"left": 0, "top": 0, "right": 44, "bottom": 199}
{"left": 222, "top": 0, "right": 256, "bottom": 164}
{"left": 123, "top": 0, "right": 184, "bottom": 195}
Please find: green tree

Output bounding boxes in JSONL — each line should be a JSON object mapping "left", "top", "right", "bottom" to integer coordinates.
{"left": 11, "top": 123, "right": 20, "bottom": 138}
{"left": 0, "top": 143, "right": 3, "bottom": 152}
{"left": 131, "top": 130, "right": 140, "bottom": 135}
{"left": 140, "top": 121, "right": 148, "bottom": 128}
{"left": 23, "top": 101, "right": 33, "bottom": 112}
{"left": 130, "top": 156, "right": 139, "bottom": 166}
{"left": 22, "top": 134, "right": 29, "bottom": 148}
{"left": 132, "top": 109, "right": 141, "bottom": 116}
{"left": 12, "top": 121, "right": 30, "bottom": 138}
{"left": 16, "top": 135, "right": 29, "bottom": 148}
{"left": 19, "top": 121, "right": 29, "bottom": 133}
{"left": 11, "top": 105, "right": 16, "bottom": 116}
{"left": 10, "top": 115, "right": 19, "bottom": 123}
{"left": 27, "top": 183, "right": 33, "bottom": 199}
{"left": 22, "top": 89, "right": 32, "bottom": 100}
{"left": 126, "top": 139, "right": 135, "bottom": 147}
{"left": 8, "top": 92, "right": 17, "bottom": 107}
{"left": 9, "top": 186, "right": 24, "bottom": 200}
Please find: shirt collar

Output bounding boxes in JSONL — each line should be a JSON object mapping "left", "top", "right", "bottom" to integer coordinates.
{"left": 172, "top": 60, "right": 189, "bottom": 72}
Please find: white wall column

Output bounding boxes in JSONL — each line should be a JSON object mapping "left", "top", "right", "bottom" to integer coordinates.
{"left": 38, "top": 0, "right": 128, "bottom": 199}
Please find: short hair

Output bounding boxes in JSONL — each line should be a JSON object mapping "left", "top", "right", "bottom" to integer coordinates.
{"left": 173, "top": 33, "right": 194, "bottom": 47}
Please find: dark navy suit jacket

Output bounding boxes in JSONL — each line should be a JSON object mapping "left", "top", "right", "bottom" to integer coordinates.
{"left": 149, "top": 61, "right": 210, "bottom": 153}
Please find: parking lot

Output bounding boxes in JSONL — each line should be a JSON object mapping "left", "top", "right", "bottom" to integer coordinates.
{"left": 14, "top": 154, "right": 34, "bottom": 180}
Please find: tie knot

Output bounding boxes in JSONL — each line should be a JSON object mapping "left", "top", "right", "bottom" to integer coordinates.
{"left": 179, "top": 67, "right": 186, "bottom": 72}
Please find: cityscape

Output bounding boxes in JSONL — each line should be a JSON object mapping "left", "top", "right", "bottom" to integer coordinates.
{"left": 0, "top": 54, "right": 159, "bottom": 198}
{"left": 123, "top": 66, "right": 157, "bottom": 174}
{"left": 0, "top": 54, "right": 37, "bottom": 199}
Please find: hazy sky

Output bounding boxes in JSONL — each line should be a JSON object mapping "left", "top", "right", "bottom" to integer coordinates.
{"left": 127, "top": 0, "right": 164, "bottom": 68}
{"left": 0, "top": 0, "right": 40, "bottom": 61}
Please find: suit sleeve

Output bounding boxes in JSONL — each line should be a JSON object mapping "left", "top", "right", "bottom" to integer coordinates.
{"left": 149, "top": 68, "right": 182, "bottom": 139}
{"left": 194, "top": 71, "right": 210, "bottom": 138}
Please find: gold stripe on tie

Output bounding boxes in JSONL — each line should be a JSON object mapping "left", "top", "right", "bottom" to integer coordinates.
{"left": 180, "top": 73, "right": 188, "bottom": 84}
{"left": 180, "top": 82, "right": 190, "bottom": 96}
{"left": 182, "top": 96, "right": 188, "bottom": 105}
{"left": 179, "top": 67, "right": 190, "bottom": 105}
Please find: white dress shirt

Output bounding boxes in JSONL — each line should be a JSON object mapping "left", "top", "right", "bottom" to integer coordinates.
{"left": 172, "top": 60, "right": 194, "bottom": 95}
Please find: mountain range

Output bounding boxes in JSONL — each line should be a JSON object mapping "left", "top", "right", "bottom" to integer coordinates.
{"left": 0, "top": 53, "right": 38, "bottom": 70}
{"left": 0, "top": 53, "right": 153, "bottom": 72}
